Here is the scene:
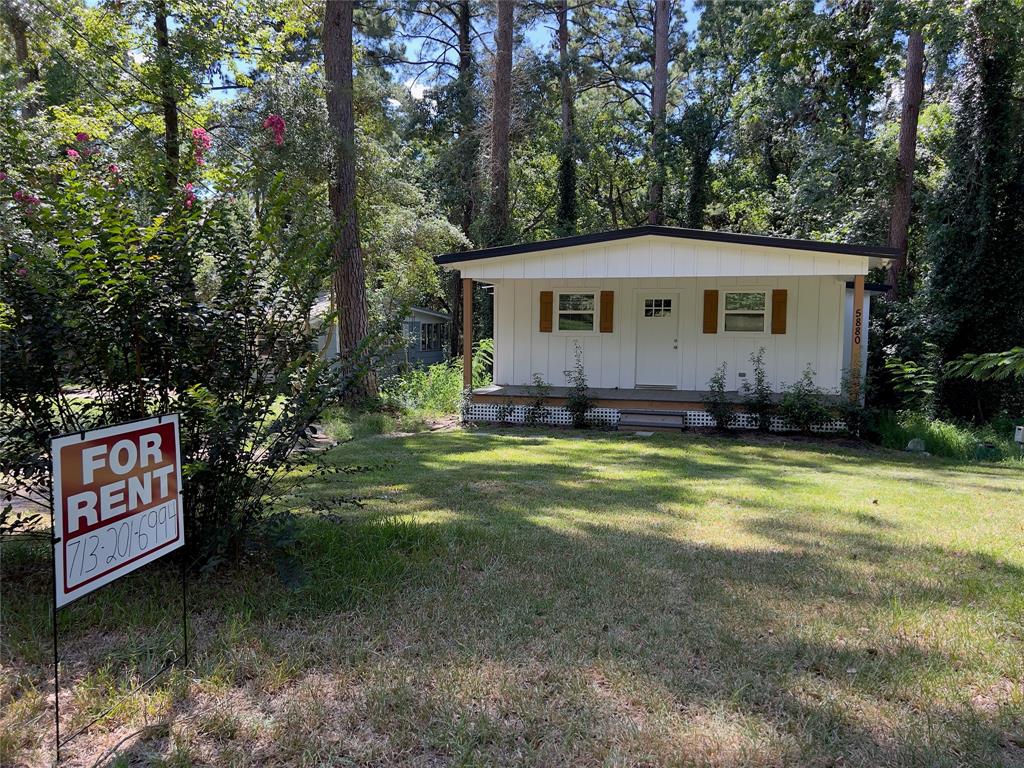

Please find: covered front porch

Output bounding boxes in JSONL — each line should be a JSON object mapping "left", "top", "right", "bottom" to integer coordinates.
{"left": 471, "top": 383, "right": 820, "bottom": 409}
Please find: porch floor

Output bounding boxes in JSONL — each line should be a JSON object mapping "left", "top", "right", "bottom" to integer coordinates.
{"left": 473, "top": 384, "right": 788, "bottom": 405}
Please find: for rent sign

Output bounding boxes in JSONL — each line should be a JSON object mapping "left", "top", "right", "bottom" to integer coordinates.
{"left": 52, "top": 415, "right": 184, "bottom": 608}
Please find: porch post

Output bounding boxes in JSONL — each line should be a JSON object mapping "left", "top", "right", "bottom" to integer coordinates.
{"left": 462, "top": 277, "right": 473, "bottom": 389}
{"left": 849, "top": 274, "right": 865, "bottom": 403}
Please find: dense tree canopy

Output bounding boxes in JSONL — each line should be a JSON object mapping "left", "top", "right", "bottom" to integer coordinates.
{"left": 2, "top": 0, "right": 1023, "bottom": 419}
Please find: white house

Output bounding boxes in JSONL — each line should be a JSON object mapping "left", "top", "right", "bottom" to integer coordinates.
{"left": 437, "top": 225, "right": 896, "bottom": 430}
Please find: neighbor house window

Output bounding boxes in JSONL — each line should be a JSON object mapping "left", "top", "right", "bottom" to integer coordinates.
{"left": 723, "top": 291, "right": 766, "bottom": 332}
{"left": 557, "top": 292, "right": 595, "bottom": 331}
{"left": 420, "top": 322, "right": 443, "bottom": 351}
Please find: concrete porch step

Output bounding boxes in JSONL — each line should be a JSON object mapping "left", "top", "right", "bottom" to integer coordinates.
{"left": 617, "top": 411, "right": 685, "bottom": 431}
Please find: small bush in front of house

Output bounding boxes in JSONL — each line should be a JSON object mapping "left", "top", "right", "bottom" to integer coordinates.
{"left": 742, "top": 347, "right": 773, "bottom": 431}
{"left": 564, "top": 342, "right": 593, "bottom": 428}
{"left": 779, "top": 366, "right": 834, "bottom": 433}
{"left": 525, "top": 373, "right": 551, "bottom": 425}
{"left": 380, "top": 338, "right": 494, "bottom": 421}
{"left": 872, "top": 410, "right": 1023, "bottom": 462}
{"left": 703, "top": 363, "right": 733, "bottom": 430}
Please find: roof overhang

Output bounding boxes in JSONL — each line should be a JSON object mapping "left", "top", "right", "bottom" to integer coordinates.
{"left": 436, "top": 225, "right": 898, "bottom": 267}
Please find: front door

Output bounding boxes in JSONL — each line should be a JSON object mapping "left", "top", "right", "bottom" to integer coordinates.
{"left": 635, "top": 293, "right": 680, "bottom": 388}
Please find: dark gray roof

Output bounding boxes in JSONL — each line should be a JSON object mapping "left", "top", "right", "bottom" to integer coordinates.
{"left": 436, "top": 225, "right": 899, "bottom": 265}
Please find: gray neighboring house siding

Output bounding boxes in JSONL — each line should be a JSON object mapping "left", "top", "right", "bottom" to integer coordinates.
{"left": 315, "top": 302, "right": 450, "bottom": 370}
{"left": 390, "top": 307, "right": 450, "bottom": 368}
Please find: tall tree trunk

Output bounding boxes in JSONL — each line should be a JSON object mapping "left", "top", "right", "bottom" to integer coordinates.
{"left": 450, "top": 0, "right": 477, "bottom": 358}
{"left": 647, "top": 0, "right": 669, "bottom": 225}
{"left": 886, "top": 29, "right": 925, "bottom": 298}
{"left": 2, "top": 2, "right": 38, "bottom": 115}
{"left": 555, "top": 0, "right": 576, "bottom": 235}
{"left": 154, "top": 0, "right": 180, "bottom": 192}
{"left": 324, "top": 0, "right": 376, "bottom": 396}
{"left": 487, "top": 0, "right": 513, "bottom": 244}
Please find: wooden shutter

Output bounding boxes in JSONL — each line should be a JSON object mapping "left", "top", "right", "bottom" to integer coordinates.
{"left": 771, "top": 289, "right": 788, "bottom": 334}
{"left": 539, "top": 291, "right": 553, "bottom": 332}
{"left": 702, "top": 290, "right": 718, "bottom": 334}
{"left": 599, "top": 291, "right": 614, "bottom": 333}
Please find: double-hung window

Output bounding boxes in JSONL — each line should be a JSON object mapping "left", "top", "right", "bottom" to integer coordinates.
{"left": 723, "top": 291, "right": 767, "bottom": 332}
{"left": 420, "top": 322, "right": 442, "bottom": 351}
{"left": 557, "top": 292, "right": 596, "bottom": 331}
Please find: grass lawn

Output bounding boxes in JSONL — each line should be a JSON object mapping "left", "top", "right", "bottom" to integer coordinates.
{"left": 3, "top": 428, "right": 1024, "bottom": 766}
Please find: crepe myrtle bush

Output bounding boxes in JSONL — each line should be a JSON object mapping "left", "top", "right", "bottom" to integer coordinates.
{"left": 0, "top": 144, "right": 379, "bottom": 572}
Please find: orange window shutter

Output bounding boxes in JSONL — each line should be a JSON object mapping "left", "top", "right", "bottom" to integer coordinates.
{"left": 771, "top": 289, "right": 788, "bottom": 334}
{"left": 539, "top": 291, "right": 553, "bottom": 332}
{"left": 599, "top": 291, "right": 614, "bottom": 333}
{"left": 702, "top": 290, "right": 718, "bottom": 333}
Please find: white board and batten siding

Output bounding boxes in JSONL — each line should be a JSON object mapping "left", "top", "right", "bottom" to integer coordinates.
{"left": 490, "top": 276, "right": 847, "bottom": 393}
{"left": 448, "top": 234, "right": 876, "bottom": 395}
{"left": 456, "top": 235, "right": 872, "bottom": 282}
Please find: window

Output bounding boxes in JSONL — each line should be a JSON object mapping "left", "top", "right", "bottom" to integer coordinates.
{"left": 557, "top": 292, "right": 595, "bottom": 331}
{"left": 723, "top": 291, "right": 766, "bottom": 332}
{"left": 420, "top": 322, "right": 443, "bottom": 351}
{"left": 643, "top": 298, "right": 673, "bottom": 317}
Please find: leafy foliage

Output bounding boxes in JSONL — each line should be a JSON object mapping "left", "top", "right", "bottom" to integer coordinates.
{"left": 778, "top": 366, "right": 834, "bottom": 434}
{"left": 563, "top": 341, "right": 593, "bottom": 429}
{"left": 702, "top": 363, "right": 733, "bottom": 431}
{"left": 947, "top": 348, "right": 1024, "bottom": 382}
{"left": 741, "top": 347, "right": 773, "bottom": 431}
{"left": 0, "top": 123, "right": 374, "bottom": 567}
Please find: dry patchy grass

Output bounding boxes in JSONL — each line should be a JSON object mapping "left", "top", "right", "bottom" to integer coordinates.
{"left": 2, "top": 428, "right": 1023, "bottom": 766}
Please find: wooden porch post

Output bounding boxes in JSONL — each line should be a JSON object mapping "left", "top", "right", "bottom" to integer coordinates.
{"left": 463, "top": 277, "right": 473, "bottom": 389}
{"left": 849, "top": 274, "right": 865, "bottom": 403}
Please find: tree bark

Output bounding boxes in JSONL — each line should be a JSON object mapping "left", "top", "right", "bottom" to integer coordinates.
{"left": 154, "top": 0, "right": 180, "bottom": 192}
{"left": 886, "top": 29, "right": 925, "bottom": 298}
{"left": 324, "top": 0, "right": 376, "bottom": 396}
{"left": 450, "top": 0, "right": 476, "bottom": 358}
{"left": 555, "top": 0, "right": 577, "bottom": 235}
{"left": 2, "top": 2, "right": 38, "bottom": 114}
{"left": 487, "top": 0, "right": 513, "bottom": 244}
{"left": 647, "top": 0, "right": 669, "bottom": 225}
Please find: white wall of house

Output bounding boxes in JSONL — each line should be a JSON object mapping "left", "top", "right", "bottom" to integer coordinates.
{"left": 490, "top": 276, "right": 850, "bottom": 393}
{"left": 458, "top": 235, "right": 873, "bottom": 281}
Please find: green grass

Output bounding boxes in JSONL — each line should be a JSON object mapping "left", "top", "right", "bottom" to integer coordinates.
{"left": 3, "top": 428, "right": 1024, "bottom": 766}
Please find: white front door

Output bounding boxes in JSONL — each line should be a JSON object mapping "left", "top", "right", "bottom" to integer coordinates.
{"left": 635, "top": 293, "right": 680, "bottom": 388}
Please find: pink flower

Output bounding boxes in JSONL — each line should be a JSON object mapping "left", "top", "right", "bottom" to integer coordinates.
{"left": 262, "top": 114, "right": 286, "bottom": 146}
{"left": 66, "top": 148, "right": 81, "bottom": 161}
{"left": 16, "top": 267, "right": 28, "bottom": 277}
{"left": 75, "top": 132, "right": 91, "bottom": 142}
{"left": 182, "top": 182, "right": 196, "bottom": 209}
{"left": 13, "top": 189, "right": 41, "bottom": 208}
{"left": 108, "top": 163, "right": 120, "bottom": 175}
{"left": 191, "top": 127, "right": 212, "bottom": 166}
{"left": 0, "top": 171, "right": 7, "bottom": 182}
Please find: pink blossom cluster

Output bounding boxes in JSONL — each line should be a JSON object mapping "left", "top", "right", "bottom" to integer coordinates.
{"left": 263, "top": 114, "right": 286, "bottom": 146}
{"left": 191, "top": 127, "right": 212, "bottom": 166}
{"left": 13, "top": 189, "right": 41, "bottom": 208}
{"left": 183, "top": 182, "right": 196, "bottom": 209}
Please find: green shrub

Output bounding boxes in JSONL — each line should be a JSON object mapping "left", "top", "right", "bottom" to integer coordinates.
{"left": 741, "top": 347, "right": 773, "bottom": 431}
{"left": 525, "top": 374, "right": 551, "bottom": 426}
{"left": 703, "top": 363, "right": 733, "bottom": 430}
{"left": 379, "top": 338, "right": 494, "bottom": 420}
{"left": 563, "top": 342, "right": 593, "bottom": 428}
{"left": 381, "top": 362, "right": 463, "bottom": 416}
{"left": 779, "top": 366, "right": 833, "bottom": 433}
{"left": 874, "top": 411, "right": 1022, "bottom": 462}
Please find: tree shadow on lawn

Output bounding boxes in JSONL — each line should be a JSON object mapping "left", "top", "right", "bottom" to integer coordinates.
{"left": 5, "top": 429, "right": 1023, "bottom": 766}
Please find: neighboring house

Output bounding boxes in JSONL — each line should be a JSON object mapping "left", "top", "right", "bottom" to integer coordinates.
{"left": 388, "top": 307, "right": 451, "bottom": 369}
{"left": 316, "top": 297, "right": 450, "bottom": 370}
{"left": 436, "top": 225, "right": 896, "bottom": 430}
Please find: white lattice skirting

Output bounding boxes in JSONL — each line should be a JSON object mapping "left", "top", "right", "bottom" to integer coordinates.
{"left": 465, "top": 403, "right": 848, "bottom": 434}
